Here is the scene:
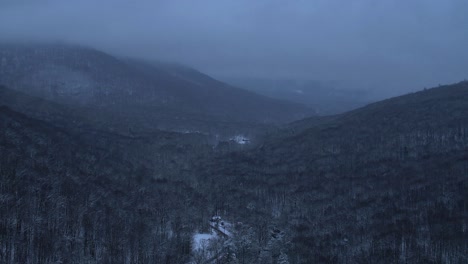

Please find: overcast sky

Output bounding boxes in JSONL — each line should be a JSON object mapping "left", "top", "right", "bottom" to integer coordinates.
{"left": 0, "top": 0, "right": 467, "bottom": 96}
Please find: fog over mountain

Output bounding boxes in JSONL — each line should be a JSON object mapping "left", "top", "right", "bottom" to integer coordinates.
{"left": 1, "top": 0, "right": 467, "bottom": 97}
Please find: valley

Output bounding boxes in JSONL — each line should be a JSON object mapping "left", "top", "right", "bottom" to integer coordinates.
{"left": 0, "top": 43, "right": 466, "bottom": 264}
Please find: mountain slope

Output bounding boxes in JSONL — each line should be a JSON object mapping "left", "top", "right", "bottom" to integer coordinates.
{"left": 264, "top": 81, "right": 468, "bottom": 157}
{"left": 196, "top": 81, "right": 468, "bottom": 263}
{"left": 0, "top": 43, "right": 311, "bottom": 133}
{"left": 0, "top": 84, "right": 219, "bottom": 179}
{"left": 0, "top": 105, "right": 210, "bottom": 263}
{"left": 124, "top": 59, "right": 311, "bottom": 122}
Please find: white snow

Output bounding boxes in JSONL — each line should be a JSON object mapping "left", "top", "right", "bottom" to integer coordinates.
{"left": 217, "top": 222, "right": 232, "bottom": 236}
{"left": 191, "top": 217, "right": 236, "bottom": 263}
{"left": 193, "top": 232, "right": 216, "bottom": 251}
{"left": 230, "top": 135, "right": 250, "bottom": 144}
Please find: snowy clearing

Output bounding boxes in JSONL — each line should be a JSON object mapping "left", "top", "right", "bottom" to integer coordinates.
{"left": 230, "top": 135, "right": 250, "bottom": 144}
{"left": 193, "top": 232, "right": 216, "bottom": 251}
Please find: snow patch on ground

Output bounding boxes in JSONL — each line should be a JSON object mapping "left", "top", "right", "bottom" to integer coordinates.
{"left": 191, "top": 217, "right": 235, "bottom": 263}
{"left": 193, "top": 232, "right": 216, "bottom": 251}
{"left": 180, "top": 129, "right": 201, "bottom": 134}
{"left": 230, "top": 135, "right": 250, "bottom": 144}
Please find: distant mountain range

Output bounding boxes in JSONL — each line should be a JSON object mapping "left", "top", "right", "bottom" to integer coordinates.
{"left": 221, "top": 77, "right": 373, "bottom": 115}
{"left": 0, "top": 43, "right": 313, "bottom": 135}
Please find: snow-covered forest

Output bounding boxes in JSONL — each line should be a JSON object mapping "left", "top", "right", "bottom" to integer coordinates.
{"left": 1, "top": 69, "right": 467, "bottom": 263}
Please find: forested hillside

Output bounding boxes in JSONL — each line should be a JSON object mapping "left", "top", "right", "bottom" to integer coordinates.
{"left": 0, "top": 105, "right": 214, "bottom": 263}
{"left": 0, "top": 75, "right": 466, "bottom": 263}
{"left": 195, "top": 81, "right": 468, "bottom": 263}
{"left": 0, "top": 43, "right": 312, "bottom": 135}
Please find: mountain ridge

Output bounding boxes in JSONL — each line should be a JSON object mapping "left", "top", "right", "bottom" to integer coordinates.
{"left": 0, "top": 42, "right": 313, "bottom": 134}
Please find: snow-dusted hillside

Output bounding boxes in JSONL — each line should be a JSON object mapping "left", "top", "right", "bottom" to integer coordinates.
{"left": 0, "top": 43, "right": 312, "bottom": 126}
{"left": 0, "top": 43, "right": 171, "bottom": 106}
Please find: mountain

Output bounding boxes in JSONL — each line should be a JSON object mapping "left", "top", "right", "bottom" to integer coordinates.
{"left": 1, "top": 77, "right": 466, "bottom": 263}
{"left": 0, "top": 105, "right": 209, "bottom": 263}
{"left": 222, "top": 77, "right": 372, "bottom": 115}
{"left": 0, "top": 43, "right": 312, "bottom": 134}
{"left": 1, "top": 41, "right": 466, "bottom": 263}
{"left": 256, "top": 81, "right": 468, "bottom": 171}
{"left": 0, "top": 84, "right": 221, "bottom": 179}
{"left": 195, "top": 81, "right": 468, "bottom": 263}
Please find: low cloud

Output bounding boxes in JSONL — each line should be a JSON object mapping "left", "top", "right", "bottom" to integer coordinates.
{"left": 1, "top": 0, "right": 467, "bottom": 96}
